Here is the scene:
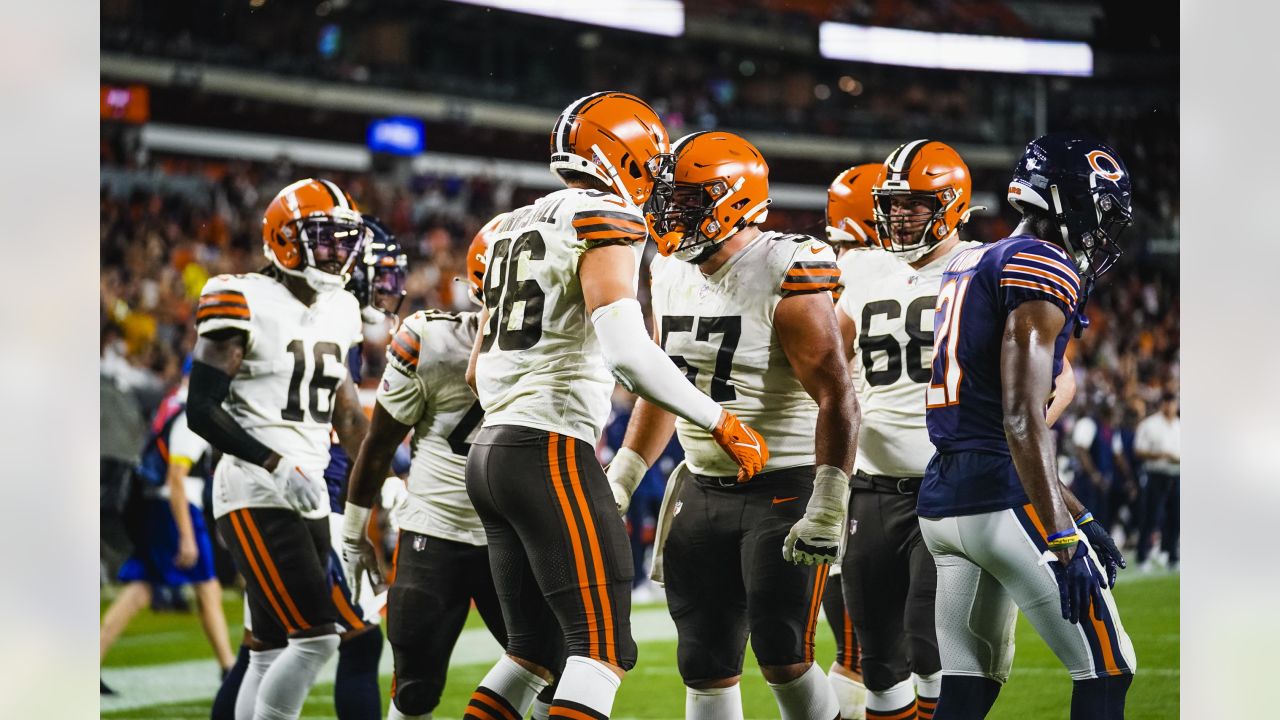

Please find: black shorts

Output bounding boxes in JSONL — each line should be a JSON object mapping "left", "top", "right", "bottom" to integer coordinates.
{"left": 387, "top": 530, "right": 507, "bottom": 715}
{"left": 840, "top": 483, "right": 940, "bottom": 690}
{"left": 663, "top": 465, "right": 830, "bottom": 684}
{"left": 216, "top": 507, "right": 339, "bottom": 647}
{"left": 465, "top": 425, "right": 634, "bottom": 670}
{"left": 822, "top": 575, "right": 861, "bottom": 674}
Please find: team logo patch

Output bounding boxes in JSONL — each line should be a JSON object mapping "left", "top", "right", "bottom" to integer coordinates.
{"left": 673, "top": 501, "right": 683, "bottom": 516}
{"left": 1086, "top": 150, "right": 1124, "bottom": 182}
{"left": 413, "top": 535, "right": 427, "bottom": 552}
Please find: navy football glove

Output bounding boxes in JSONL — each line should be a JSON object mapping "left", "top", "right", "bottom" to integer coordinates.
{"left": 1051, "top": 540, "right": 1106, "bottom": 625}
{"left": 1076, "top": 511, "right": 1125, "bottom": 587}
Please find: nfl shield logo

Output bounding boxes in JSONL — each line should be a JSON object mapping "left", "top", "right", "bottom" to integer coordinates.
{"left": 673, "top": 501, "right": 683, "bottom": 516}
{"left": 848, "top": 519, "right": 858, "bottom": 535}
{"left": 413, "top": 535, "right": 427, "bottom": 552}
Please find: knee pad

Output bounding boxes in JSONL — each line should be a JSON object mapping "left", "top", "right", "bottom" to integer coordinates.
{"left": 394, "top": 677, "right": 442, "bottom": 716}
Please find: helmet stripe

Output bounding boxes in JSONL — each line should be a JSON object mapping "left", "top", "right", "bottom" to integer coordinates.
{"left": 555, "top": 91, "right": 609, "bottom": 154}
{"left": 672, "top": 130, "right": 710, "bottom": 154}
{"left": 886, "top": 138, "right": 931, "bottom": 180}
{"left": 317, "top": 179, "right": 347, "bottom": 209}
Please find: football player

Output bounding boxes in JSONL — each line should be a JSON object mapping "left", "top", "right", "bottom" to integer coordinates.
{"left": 817, "top": 162, "right": 887, "bottom": 720}
{"left": 342, "top": 216, "right": 544, "bottom": 720}
{"left": 187, "top": 178, "right": 370, "bottom": 720}
{"left": 211, "top": 222, "right": 405, "bottom": 720}
{"left": 606, "top": 131, "right": 857, "bottom": 720}
{"left": 462, "top": 92, "right": 769, "bottom": 720}
{"left": 918, "top": 134, "right": 1136, "bottom": 719}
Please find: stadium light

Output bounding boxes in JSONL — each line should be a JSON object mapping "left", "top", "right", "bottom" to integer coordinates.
{"left": 448, "top": 0, "right": 684, "bottom": 37}
{"left": 818, "top": 22, "right": 1093, "bottom": 77}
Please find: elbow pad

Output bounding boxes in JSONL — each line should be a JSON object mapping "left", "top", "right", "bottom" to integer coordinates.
{"left": 591, "top": 298, "right": 722, "bottom": 431}
{"left": 188, "top": 361, "right": 276, "bottom": 467}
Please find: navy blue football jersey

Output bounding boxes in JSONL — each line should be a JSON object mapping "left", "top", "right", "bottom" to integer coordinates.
{"left": 918, "top": 235, "right": 1081, "bottom": 517}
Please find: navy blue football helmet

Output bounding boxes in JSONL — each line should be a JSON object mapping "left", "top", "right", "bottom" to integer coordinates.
{"left": 1007, "top": 133, "right": 1132, "bottom": 285}
{"left": 347, "top": 216, "right": 407, "bottom": 320}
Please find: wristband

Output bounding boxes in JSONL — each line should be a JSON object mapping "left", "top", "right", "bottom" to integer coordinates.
{"left": 1046, "top": 527, "right": 1078, "bottom": 552}
{"left": 342, "top": 502, "right": 372, "bottom": 541}
{"left": 1074, "top": 511, "right": 1094, "bottom": 526}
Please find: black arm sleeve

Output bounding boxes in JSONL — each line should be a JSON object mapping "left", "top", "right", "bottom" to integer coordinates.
{"left": 187, "top": 360, "right": 276, "bottom": 468}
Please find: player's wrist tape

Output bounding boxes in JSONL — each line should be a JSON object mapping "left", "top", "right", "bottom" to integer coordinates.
{"left": 1073, "top": 511, "right": 1094, "bottom": 526}
{"left": 1046, "top": 528, "right": 1078, "bottom": 552}
{"left": 806, "top": 465, "right": 850, "bottom": 523}
{"left": 606, "top": 447, "right": 649, "bottom": 495}
{"left": 342, "top": 503, "right": 372, "bottom": 541}
{"left": 591, "top": 298, "right": 722, "bottom": 431}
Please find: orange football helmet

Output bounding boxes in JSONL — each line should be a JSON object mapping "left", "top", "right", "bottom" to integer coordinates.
{"left": 872, "top": 140, "right": 981, "bottom": 262}
{"left": 826, "top": 163, "right": 884, "bottom": 250}
{"left": 466, "top": 212, "right": 507, "bottom": 306}
{"left": 262, "top": 178, "right": 366, "bottom": 291}
{"left": 549, "top": 91, "right": 674, "bottom": 216}
{"left": 654, "top": 131, "right": 771, "bottom": 262}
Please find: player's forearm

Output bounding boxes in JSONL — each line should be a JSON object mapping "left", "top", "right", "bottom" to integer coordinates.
{"left": 592, "top": 298, "right": 723, "bottom": 431}
{"left": 1059, "top": 484, "right": 1087, "bottom": 519}
{"left": 813, "top": 385, "right": 859, "bottom": 475}
{"left": 331, "top": 379, "right": 370, "bottom": 459}
{"left": 166, "top": 459, "right": 196, "bottom": 540}
{"left": 1006, "top": 412, "right": 1073, "bottom": 533}
{"left": 187, "top": 361, "right": 278, "bottom": 468}
{"left": 621, "top": 397, "right": 678, "bottom": 466}
{"left": 348, "top": 403, "right": 412, "bottom": 509}
{"left": 1046, "top": 359, "right": 1075, "bottom": 426}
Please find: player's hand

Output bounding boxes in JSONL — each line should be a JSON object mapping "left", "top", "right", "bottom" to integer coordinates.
{"left": 273, "top": 461, "right": 323, "bottom": 514}
{"left": 782, "top": 465, "right": 849, "bottom": 565}
{"left": 1076, "top": 511, "right": 1125, "bottom": 587}
{"left": 340, "top": 503, "right": 385, "bottom": 605}
{"left": 174, "top": 534, "right": 199, "bottom": 570}
{"left": 605, "top": 447, "right": 649, "bottom": 516}
{"left": 711, "top": 411, "right": 769, "bottom": 482}
{"left": 1050, "top": 540, "right": 1106, "bottom": 625}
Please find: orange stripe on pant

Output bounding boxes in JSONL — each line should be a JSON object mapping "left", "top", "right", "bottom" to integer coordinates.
{"left": 227, "top": 510, "right": 295, "bottom": 634}
{"left": 546, "top": 433, "right": 602, "bottom": 661}
{"left": 842, "top": 605, "right": 855, "bottom": 669}
{"left": 563, "top": 438, "right": 618, "bottom": 666}
{"left": 804, "top": 565, "right": 829, "bottom": 663}
{"left": 239, "top": 510, "right": 311, "bottom": 631}
{"left": 331, "top": 584, "right": 366, "bottom": 631}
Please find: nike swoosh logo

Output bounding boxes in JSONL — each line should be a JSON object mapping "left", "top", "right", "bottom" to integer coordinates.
{"left": 772, "top": 496, "right": 798, "bottom": 505}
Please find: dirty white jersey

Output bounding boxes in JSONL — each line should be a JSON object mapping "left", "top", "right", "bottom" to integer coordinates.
{"left": 836, "top": 241, "right": 979, "bottom": 477}
{"left": 475, "top": 188, "right": 647, "bottom": 444}
{"left": 377, "top": 309, "right": 487, "bottom": 545}
{"left": 650, "top": 231, "right": 841, "bottom": 477}
{"left": 196, "top": 272, "right": 362, "bottom": 519}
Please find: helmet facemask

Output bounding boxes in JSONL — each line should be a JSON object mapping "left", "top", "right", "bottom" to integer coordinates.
{"left": 872, "top": 185, "right": 957, "bottom": 263}
{"left": 283, "top": 210, "right": 367, "bottom": 292}
{"left": 1052, "top": 184, "right": 1131, "bottom": 283}
{"left": 655, "top": 178, "right": 744, "bottom": 264}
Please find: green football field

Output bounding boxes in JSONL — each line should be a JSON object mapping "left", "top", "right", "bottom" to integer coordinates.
{"left": 101, "top": 571, "right": 1177, "bottom": 719}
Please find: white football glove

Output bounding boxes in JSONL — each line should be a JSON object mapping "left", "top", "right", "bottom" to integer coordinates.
{"left": 340, "top": 503, "right": 385, "bottom": 605}
{"left": 272, "top": 460, "right": 324, "bottom": 514}
{"left": 605, "top": 447, "right": 649, "bottom": 516}
{"left": 782, "top": 465, "right": 851, "bottom": 566}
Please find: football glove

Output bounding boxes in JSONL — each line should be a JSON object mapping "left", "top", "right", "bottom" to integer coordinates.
{"left": 711, "top": 411, "right": 769, "bottom": 482}
{"left": 605, "top": 447, "right": 649, "bottom": 516}
{"left": 273, "top": 461, "right": 324, "bottom": 514}
{"left": 1050, "top": 539, "right": 1106, "bottom": 625}
{"left": 782, "top": 465, "right": 850, "bottom": 566}
{"left": 1076, "top": 511, "right": 1125, "bottom": 587}
{"left": 340, "top": 503, "right": 385, "bottom": 606}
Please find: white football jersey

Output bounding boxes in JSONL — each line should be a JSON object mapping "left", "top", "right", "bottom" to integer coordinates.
{"left": 650, "top": 231, "right": 840, "bottom": 477}
{"left": 377, "top": 309, "right": 487, "bottom": 546}
{"left": 837, "top": 241, "right": 979, "bottom": 477}
{"left": 197, "top": 272, "right": 362, "bottom": 519}
{"left": 836, "top": 248, "right": 898, "bottom": 399}
{"left": 475, "top": 188, "right": 646, "bottom": 444}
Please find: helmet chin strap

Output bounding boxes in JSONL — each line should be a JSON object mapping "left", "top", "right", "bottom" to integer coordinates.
{"left": 1049, "top": 184, "right": 1088, "bottom": 275}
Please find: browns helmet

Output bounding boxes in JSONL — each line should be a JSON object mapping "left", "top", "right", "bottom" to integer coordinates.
{"left": 262, "top": 178, "right": 366, "bottom": 292}
{"left": 872, "top": 140, "right": 981, "bottom": 262}
{"left": 465, "top": 213, "right": 507, "bottom": 306}
{"left": 653, "top": 131, "right": 771, "bottom": 263}
{"left": 826, "top": 163, "right": 884, "bottom": 250}
{"left": 549, "top": 91, "right": 674, "bottom": 222}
